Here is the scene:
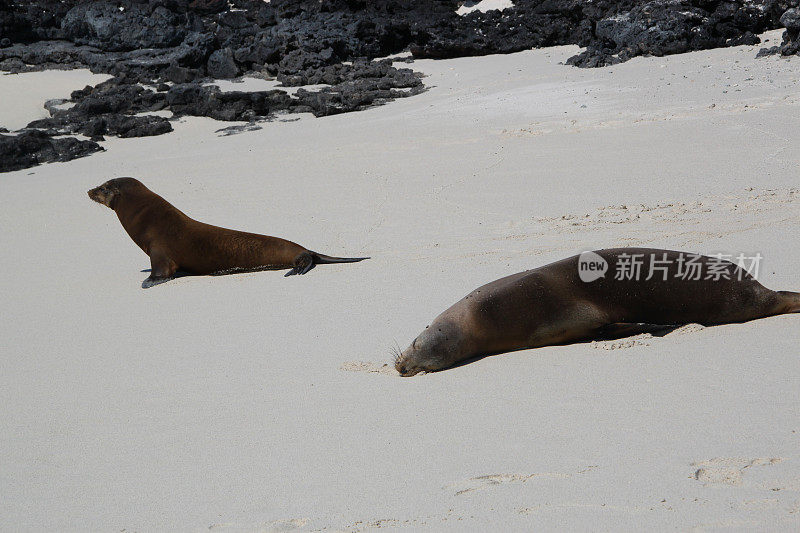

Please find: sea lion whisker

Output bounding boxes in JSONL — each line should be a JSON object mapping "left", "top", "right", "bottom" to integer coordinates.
{"left": 390, "top": 346, "right": 401, "bottom": 364}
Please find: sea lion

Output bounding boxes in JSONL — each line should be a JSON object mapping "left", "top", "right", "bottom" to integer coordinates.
{"left": 395, "top": 248, "right": 800, "bottom": 376}
{"left": 88, "top": 177, "right": 368, "bottom": 287}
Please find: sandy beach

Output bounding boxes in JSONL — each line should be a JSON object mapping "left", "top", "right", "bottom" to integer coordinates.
{"left": 1, "top": 31, "right": 800, "bottom": 531}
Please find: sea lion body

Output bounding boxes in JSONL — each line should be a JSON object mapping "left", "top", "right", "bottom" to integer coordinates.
{"left": 88, "top": 178, "right": 367, "bottom": 287}
{"left": 396, "top": 248, "right": 800, "bottom": 376}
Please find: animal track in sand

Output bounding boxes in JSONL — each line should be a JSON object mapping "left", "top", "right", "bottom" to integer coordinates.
{"left": 533, "top": 188, "right": 800, "bottom": 235}
{"left": 499, "top": 97, "right": 799, "bottom": 138}
{"left": 591, "top": 324, "right": 705, "bottom": 351}
{"left": 209, "top": 517, "right": 309, "bottom": 532}
{"left": 666, "top": 323, "right": 706, "bottom": 336}
{"left": 740, "top": 498, "right": 781, "bottom": 509}
{"left": 449, "top": 466, "right": 597, "bottom": 496}
{"left": 691, "top": 457, "right": 784, "bottom": 486}
{"left": 518, "top": 502, "right": 650, "bottom": 515}
{"left": 336, "top": 510, "right": 468, "bottom": 532}
{"left": 340, "top": 361, "right": 399, "bottom": 376}
{"left": 591, "top": 333, "right": 653, "bottom": 350}
{"left": 341, "top": 518, "right": 402, "bottom": 530}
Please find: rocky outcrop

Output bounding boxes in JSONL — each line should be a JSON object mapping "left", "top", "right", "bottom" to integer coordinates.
{"left": 758, "top": 4, "right": 800, "bottom": 56}
{"left": 0, "top": 0, "right": 794, "bottom": 172}
{"left": 568, "top": 0, "right": 780, "bottom": 67}
{"left": 3, "top": 1, "right": 786, "bottom": 82}
{"left": 0, "top": 129, "right": 102, "bottom": 173}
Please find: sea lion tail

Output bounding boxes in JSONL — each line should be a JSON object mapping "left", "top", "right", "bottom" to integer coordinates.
{"left": 312, "top": 253, "right": 370, "bottom": 264}
{"left": 777, "top": 291, "right": 800, "bottom": 313}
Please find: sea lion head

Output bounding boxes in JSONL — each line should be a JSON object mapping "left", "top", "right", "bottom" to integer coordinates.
{"left": 87, "top": 177, "right": 145, "bottom": 209}
{"left": 395, "top": 319, "right": 466, "bottom": 377}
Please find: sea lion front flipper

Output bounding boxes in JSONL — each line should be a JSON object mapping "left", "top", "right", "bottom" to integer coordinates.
{"left": 285, "top": 251, "right": 316, "bottom": 277}
{"left": 142, "top": 248, "right": 178, "bottom": 288}
{"left": 142, "top": 277, "right": 170, "bottom": 289}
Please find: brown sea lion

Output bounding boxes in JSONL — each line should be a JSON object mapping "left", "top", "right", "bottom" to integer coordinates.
{"left": 395, "top": 248, "right": 800, "bottom": 376}
{"left": 88, "top": 177, "right": 368, "bottom": 287}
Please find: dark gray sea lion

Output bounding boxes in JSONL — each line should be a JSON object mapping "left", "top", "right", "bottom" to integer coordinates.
{"left": 395, "top": 248, "right": 800, "bottom": 376}
{"left": 88, "top": 178, "right": 368, "bottom": 287}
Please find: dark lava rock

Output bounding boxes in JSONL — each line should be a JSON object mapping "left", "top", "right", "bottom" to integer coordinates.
{"left": 164, "top": 58, "right": 423, "bottom": 120}
{"left": 61, "top": 3, "right": 188, "bottom": 52}
{"left": 756, "top": 44, "right": 780, "bottom": 56}
{"left": 758, "top": 5, "right": 800, "bottom": 57}
{"left": 0, "top": 76, "right": 172, "bottom": 172}
{"left": 3, "top": 0, "right": 787, "bottom": 77}
{"left": 189, "top": 0, "right": 229, "bottom": 15}
{"left": 166, "top": 84, "right": 294, "bottom": 121}
{"left": 0, "top": 0, "right": 792, "bottom": 172}
{"left": 27, "top": 111, "right": 173, "bottom": 140}
{"left": 775, "top": 7, "right": 800, "bottom": 55}
{"left": 207, "top": 47, "right": 239, "bottom": 78}
{"left": 780, "top": 7, "right": 800, "bottom": 31}
{"left": 567, "top": 0, "right": 779, "bottom": 67}
{"left": 25, "top": 78, "right": 173, "bottom": 138}
{"left": 7, "top": 0, "right": 787, "bottom": 76}
{"left": 215, "top": 122, "right": 263, "bottom": 136}
{"left": 0, "top": 130, "right": 103, "bottom": 173}
{"left": 277, "top": 58, "right": 418, "bottom": 87}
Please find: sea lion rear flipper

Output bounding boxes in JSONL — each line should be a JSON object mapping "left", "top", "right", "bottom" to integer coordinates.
{"left": 285, "top": 251, "right": 368, "bottom": 276}
{"left": 285, "top": 251, "right": 315, "bottom": 277}
{"left": 142, "top": 248, "right": 178, "bottom": 288}
{"left": 312, "top": 253, "right": 370, "bottom": 264}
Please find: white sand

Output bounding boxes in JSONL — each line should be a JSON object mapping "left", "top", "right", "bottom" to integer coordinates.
{"left": 457, "top": 0, "right": 514, "bottom": 16}
{"left": 0, "top": 69, "right": 111, "bottom": 130}
{"left": 205, "top": 77, "right": 330, "bottom": 95}
{"left": 2, "top": 31, "right": 800, "bottom": 531}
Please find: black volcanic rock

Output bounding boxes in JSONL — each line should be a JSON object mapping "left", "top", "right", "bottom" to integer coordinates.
{"left": 165, "top": 60, "right": 423, "bottom": 120}
{"left": 0, "top": 130, "right": 103, "bottom": 173}
{"left": 568, "top": 0, "right": 779, "bottom": 67}
{"left": 29, "top": 113, "right": 173, "bottom": 140}
{"left": 189, "top": 0, "right": 229, "bottom": 15}
{"left": 23, "top": 77, "right": 173, "bottom": 139}
{"left": 207, "top": 47, "right": 239, "bottom": 78}
{"left": 0, "top": 0, "right": 792, "bottom": 172}
{"left": 3, "top": 0, "right": 786, "bottom": 77}
{"left": 781, "top": 7, "right": 800, "bottom": 30}
{"left": 60, "top": 3, "right": 188, "bottom": 52}
{"left": 767, "top": 6, "right": 800, "bottom": 56}
{"left": 165, "top": 84, "right": 295, "bottom": 120}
